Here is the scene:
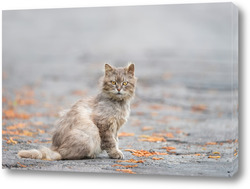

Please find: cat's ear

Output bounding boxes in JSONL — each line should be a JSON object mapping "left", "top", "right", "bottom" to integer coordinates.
{"left": 105, "top": 64, "right": 113, "bottom": 75}
{"left": 127, "top": 63, "right": 135, "bottom": 76}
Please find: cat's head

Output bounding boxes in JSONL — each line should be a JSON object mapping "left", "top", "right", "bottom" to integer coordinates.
{"left": 101, "top": 63, "right": 137, "bottom": 101}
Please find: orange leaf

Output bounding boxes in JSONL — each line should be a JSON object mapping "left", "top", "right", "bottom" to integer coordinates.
{"left": 117, "top": 159, "right": 144, "bottom": 163}
{"left": 206, "top": 142, "right": 218, "bottom": 145}
{"left": 6, "top": 123, "right": 26, "bottom": 130}
{"left": 112, "top": 164, "right": 138, "bottom": 168}
{"left": 17, "top": 162, "right": 27, "bottom": 168}
{"left": 149, "top": 104, "right": 164, "bottom": 110}
{"left": 139, "top": 136, "right": 166, "bottom": 142}
{"left": 208, "top": 155, "right": 221, "bottom": 159}
{"left": 191, "top": 104, "right": 207, "bottom": 112}
{"left": 126, "top": 149, "right": 168, "bottom": 157}
{"left": 194, "top": 154, "right": 201, "bottom": 156}
{"left": 141, "top": 126, "right": 154, "bottom": 131}
{"left": 116, "top": 169, "right": 136, "bottom": 174}
{"left": 162, "top": 146, "right": 176, "bottom": 152}
{"left": 6, "top": 137, "right": 18, "bottom": 145}
{"left": 118, "top": 132, "right": 134, "bottom": 137}
{"left": 152, "top": 157, "right": 164, "bottom": 160}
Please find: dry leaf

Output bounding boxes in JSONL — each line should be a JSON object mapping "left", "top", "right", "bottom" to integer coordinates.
{"left": 118, "top": 132, "right": 134, "bottom": 137}
{"left": 149, "top": 104, "right": 164, "bottom": 110}
{"left": 6, "top": 137, "right": 18, "bottom": 145}
{"left": 117, "top": 159, "right": 144, "bottom": 163}
{"left": 194, "top": 154, "right": 201, "bottom": 156}
{"left": 208, "top": 155, "right": 221, "bottom": 159}
{"left": 112, "top": 164, "right": 138, "bottom": 168}
{"left": 141, "top": 126, "right": 154, "bottom": 131}
{"left": 125, "top": 149, "right": 168, "bottom": 157}
{"left": 162, "top": 146, "right": 176, "bottom": 152}
{"left": 206, "top": 142, "right": 218, "bottom": 145}
{"left": 139, "top": 135, "right": 166, "bottom": 142}
{"left": 152, "top": 157, "right": 164, "bottom": 160}
{"left": 3, "top": 109, "right": 31, "bottom": 119}
{"left": 17, "top": 162, "right": 27, "bottom": 168}
{"left": 6, "top": 123, "right": 26, "bottom": 130}
{"left": 116, "top": 169, "right": 136, "bottom": 174}
{"left": 191, "top": 104, "right": 207, "bottom": 112}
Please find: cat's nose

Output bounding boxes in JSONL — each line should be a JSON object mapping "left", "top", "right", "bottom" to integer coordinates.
{"left": 117, "top": 88, "right": 121, "bottom": 92}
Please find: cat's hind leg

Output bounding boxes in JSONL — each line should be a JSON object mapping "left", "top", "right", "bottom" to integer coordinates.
{"left": 57, "top": 129, "right": 100, "bottom": 160}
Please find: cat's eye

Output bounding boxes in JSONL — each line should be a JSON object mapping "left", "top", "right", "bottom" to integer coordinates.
{"left": 123, "top": 82, "right": 128, "bottom": 86}
{"left": 111, "top": 81, "right": 116, "bottom": 85}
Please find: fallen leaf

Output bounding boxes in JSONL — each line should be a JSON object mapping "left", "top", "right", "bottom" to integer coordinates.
{"left": 118, "top": 132, "right": 134, "bottom": 137}
{"left": 16, "top": 99, "right": 36, "bottom": 105}
{"left": 6, "top": 123, "right": 26, "bottom": 130}
{"left": 3, "top": 109, "right": 31, "bottom": 119}
{"left": 125, "top": 149, "right": 168, "bottom": 157}
{"left": 212, "top": 152, "right": 221, "bottom": 155}
{"left": 6, "top": 137, "right": 18, "bottom": 145}
{"left": 116, "top": 169, "right": 136, "bottom": 174}
{"left": 152, "top": 157, "right": 164, "bottom": 160}
{"left": 117, "top": 159, "right": 144, "bottom": 163}
{"left": 141, "top": 126, "right": 154, "bottom": 131}
{"left": 17, "top": 162, "right": 27, "bottom": 168}
{"left": 71, "top": 90, "right": 87, "bottom": 96}
{"left": 208, "top": 155, "right": 221, "bottom": 159}
{"left": 191, "top": 104, "right": 207, "bottom": 112}
{"left": 152, "top": 132, "right": 174, "bottom": 138}
{"left": 206, "top": 142, "right": 218, "bottom": 145}
{"left": 162, "top": 146, "right": 176, "bottom": 152}
{"left": 112, "top": 164, "right": 138, "bottom": 168}
{"left": 149, "top": 104, "right": 164, "bottom": 110}
{"left": 194, "top": 154, "right": 201, "bottom": 156}
{"left": 139, "top": 135, "right": 166, "bottom": 142}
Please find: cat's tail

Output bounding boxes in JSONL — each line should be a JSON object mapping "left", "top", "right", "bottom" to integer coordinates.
{"left": 18, "top": 146, "right": 62, "bottom": 161}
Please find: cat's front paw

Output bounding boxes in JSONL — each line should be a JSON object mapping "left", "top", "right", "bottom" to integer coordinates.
{"left": 109, "top": 149, "right": 124, "bottom": 159}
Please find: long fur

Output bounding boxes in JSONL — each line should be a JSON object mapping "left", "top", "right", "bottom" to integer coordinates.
{"left": 18, "top": 63, "right": 137, "bottom": 160}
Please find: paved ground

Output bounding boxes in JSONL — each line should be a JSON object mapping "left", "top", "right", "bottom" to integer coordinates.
{"left": 2, "top": 4, "right": 238, "bottom": 177}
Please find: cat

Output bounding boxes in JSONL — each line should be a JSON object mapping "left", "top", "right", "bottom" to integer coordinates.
{"left": 18, "top": 63, "right": 137, "bottom": 160}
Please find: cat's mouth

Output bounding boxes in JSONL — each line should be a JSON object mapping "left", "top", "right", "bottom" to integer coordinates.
{"left": 117, "top": 92, "right": 122, "bottom": 95}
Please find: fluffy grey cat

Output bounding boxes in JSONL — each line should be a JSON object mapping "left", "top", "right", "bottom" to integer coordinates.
{"left": 18, "top": 63, "right": 137, "bottom": 160}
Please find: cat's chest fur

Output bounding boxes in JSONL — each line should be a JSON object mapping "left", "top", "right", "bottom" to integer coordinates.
{"left": 92, "top": 99, "right": 130, "bottom": 130}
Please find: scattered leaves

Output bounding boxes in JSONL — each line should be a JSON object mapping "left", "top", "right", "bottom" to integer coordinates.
{"left": 3, "top": 109, "right": 31, "bottom": 119}
{"left": 6, "top": 123, "right": 26, "bottom": 130}
{"left": 153, "top": 132, "right": 174, "bottom": 138}
{"left": 125, "top": 149, "right": 168, "bottom": 157}
{"left": 116, "top": 169, "right": 136, "bottom": 174}
{"left": 112, "top": 164, "right": 138, "bottom": 168}
{"left": 117, "top": 159, "right": 144, "bottom": 163}
{"left": 16, "top": 99, "right": 36, "bottom": 106}
{"left": 139, "top": 135, "right": 166, "bottom": 142}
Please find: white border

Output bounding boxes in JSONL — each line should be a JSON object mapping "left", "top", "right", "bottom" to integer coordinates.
{"left": 1, "top": 0, "right": 249, "bottom": 189}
